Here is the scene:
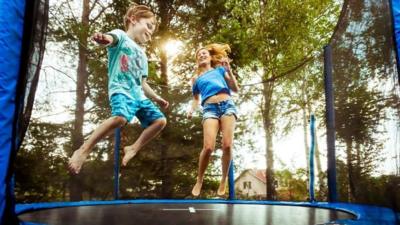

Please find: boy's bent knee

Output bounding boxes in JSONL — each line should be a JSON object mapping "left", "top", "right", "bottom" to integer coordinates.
{"left": 155, "top": 118, "right": 167, "bottom": 128}
{"left": 111, "top": 116, "right": 127, "bottom": 126}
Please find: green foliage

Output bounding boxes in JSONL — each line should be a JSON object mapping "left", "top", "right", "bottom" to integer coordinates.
{"left": 275, "top": 168, "right": 308, "bottom": 201}
{"left": 337, "top": 160, "right": 400, "bottom": 210}
{"left": 15, "top": 121, "right": 70, "bottom": 202}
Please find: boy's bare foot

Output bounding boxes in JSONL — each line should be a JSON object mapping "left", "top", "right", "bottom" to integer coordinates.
{"left": 191, "top": 182, "right": 203, "bottom": 197}
{"left": 68, "top": 149, "right": 89, "bottom": 174}
{"left": 217, "top": 182, "right": 226, "bottom": 196}
{"left": 122, "top": 146, "right": 138, "bottom": 166}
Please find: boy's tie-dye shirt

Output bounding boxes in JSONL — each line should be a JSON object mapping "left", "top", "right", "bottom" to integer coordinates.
{"left": 106, "top": 29, "right": 148, "bottom": 101}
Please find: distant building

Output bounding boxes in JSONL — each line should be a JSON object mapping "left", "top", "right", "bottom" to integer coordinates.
{"left": 234, "top": 169, "right": 266, "bottom": 198}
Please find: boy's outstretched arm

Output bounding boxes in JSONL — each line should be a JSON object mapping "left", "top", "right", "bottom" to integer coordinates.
{"left": 91, "top": 32, "right": 116, "bottom": 46}
{"left": 142, "top": 78, "right": 169, "bottom": 109}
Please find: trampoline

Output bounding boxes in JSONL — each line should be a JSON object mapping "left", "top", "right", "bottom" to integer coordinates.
{"left": 16, "top": 200, "right": 400, "bottom": 225}
{"left": 18, "top": 204, "right": 353, "bottom": 225}
{"left": 1, "top": 0, "right": 400, "bottom": 225}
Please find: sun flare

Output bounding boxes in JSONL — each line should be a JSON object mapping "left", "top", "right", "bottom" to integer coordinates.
{"left": 163, "top": 39, "right": 183, "bottom": 57}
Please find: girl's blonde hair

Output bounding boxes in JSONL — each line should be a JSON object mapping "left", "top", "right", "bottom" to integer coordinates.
{"left": 124, "top": 3, "right": 156, "bottom": 30}
{"left": 195, "top": 43, "right": 231, "bottom": 75}
{"left": 205, "top": 43, "right": 231, "bottom": 67}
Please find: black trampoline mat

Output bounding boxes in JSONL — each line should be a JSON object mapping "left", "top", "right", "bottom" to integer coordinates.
{"left": 19, "top": 203, "right": 356, "bottom": 225}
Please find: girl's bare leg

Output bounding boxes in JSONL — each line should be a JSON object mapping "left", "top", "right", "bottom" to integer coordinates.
{"left": 122, "top": 118, "right": 167, "bottom": 166}
{"left": 69, "top": 116, "right": 127, "bottom": 174}
{"left": 217, "top": 115, "right": 236, "bottom": 196}
{"left": 192, "top": 119, "right": 219, "bottom": 196}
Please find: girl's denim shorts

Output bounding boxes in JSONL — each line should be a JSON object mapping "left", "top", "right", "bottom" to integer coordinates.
{"left": 202, "top": 99, "right": 238, "bottom": 122}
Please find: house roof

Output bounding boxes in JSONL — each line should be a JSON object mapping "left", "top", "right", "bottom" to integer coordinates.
{"left": 235, "top": 169, "right": 266, "bottom": 184}
{"left": 254, "top": 169, "right": 266, "bottom": 183}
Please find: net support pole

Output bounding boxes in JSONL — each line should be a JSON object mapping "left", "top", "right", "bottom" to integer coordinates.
{"left": 309, "top": 114, "right": 316, "bottom": 202}
{"left": 228, "top": 160, "right": 235, "bottom": 200}
{"left": 324, "top": 45, "right": 338, "bottom": 202}
{"left": 114, "top": 128, "right": 121, "bottom": 200}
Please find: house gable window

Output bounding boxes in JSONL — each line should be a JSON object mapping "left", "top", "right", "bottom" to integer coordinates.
{"left": 243, "top": 181, "right": 252, "bottom": 189}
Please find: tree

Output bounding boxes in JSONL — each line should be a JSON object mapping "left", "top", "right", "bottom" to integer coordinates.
{"left": 221, "top": 0, "right": 341, "bottom": 200}
{"left": 48, "top": 0, "right": 113, "bottom": 200}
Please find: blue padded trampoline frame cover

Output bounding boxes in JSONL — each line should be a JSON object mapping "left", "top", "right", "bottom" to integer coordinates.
{"left": 392, "top": 0, "right": 400, "bottom": 80}
{"left": 0, "top": 0, "right": 26, "bottom": 224}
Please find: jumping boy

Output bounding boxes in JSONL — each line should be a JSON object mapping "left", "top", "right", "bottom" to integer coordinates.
{"left": 68, "top": 4, "right": 168, "bottom": 174}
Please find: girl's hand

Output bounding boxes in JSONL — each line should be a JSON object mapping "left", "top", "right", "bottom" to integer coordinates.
{"left": 155, "top": 96, "right": 169, "bottom": 109}
{"left": 92, "top": 33, "right": 112, "bottom": 45}
{"left": 221, "top": 58, "right": 232, "bottom": 73}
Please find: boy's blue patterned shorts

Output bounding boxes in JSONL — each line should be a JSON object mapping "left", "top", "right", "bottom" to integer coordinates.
{"left": 110, "top": 93, "right": 165, "bottom": 128}
{"left": 202, "top": 99, "right": 238, "bottom": 122}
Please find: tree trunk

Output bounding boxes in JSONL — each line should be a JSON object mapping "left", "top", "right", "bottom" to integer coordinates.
{"left": 302, "top": 107, "right": 310, "bottom": 172}
{"left": 301, "top": 81, "right": 310, "bottom": 174}
{"left": 345, "top": 139, "right": 356, "bottom": 202}
{"left": 265, "top": 129, "right": 275, "bottom": 200}
{"left": 69, "top": 0, "right": 90, "bottom": 201}
{"left": 159, "top": 50, "right": 173, "bottom": 198}
{"left": 262, "top": 81, "right": 276, "bottom": 200}
{"left": 156, "top": 0, "right": 172, "bottom": 198}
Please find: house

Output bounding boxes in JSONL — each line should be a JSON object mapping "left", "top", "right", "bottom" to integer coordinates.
{"left": 234, "top": 169, "right": 266, "bottom": 198}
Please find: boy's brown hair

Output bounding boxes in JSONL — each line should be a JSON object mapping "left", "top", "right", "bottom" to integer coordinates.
{"left": 124, "top": 3, "right": 156, "bottom": 30}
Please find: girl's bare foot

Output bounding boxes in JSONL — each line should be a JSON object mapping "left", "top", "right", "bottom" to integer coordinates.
{"left": 217, "top": 181, "right": 226, "bottom": 196}
{"left": 122, "top": 146, "right": 138, "bottom": 166}
{"left": 68, "top": 149, "right": 89, "bottom": 174}
{"left": 191, "top": 182, "right": 203, "bottom": 197}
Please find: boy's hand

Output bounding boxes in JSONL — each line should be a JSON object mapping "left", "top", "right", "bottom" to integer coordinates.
{"left": 155, "top": 96, "right": 169, "bottom": 109}
{"left": 92, "top": 32, "right": 112, "bottom": 45}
